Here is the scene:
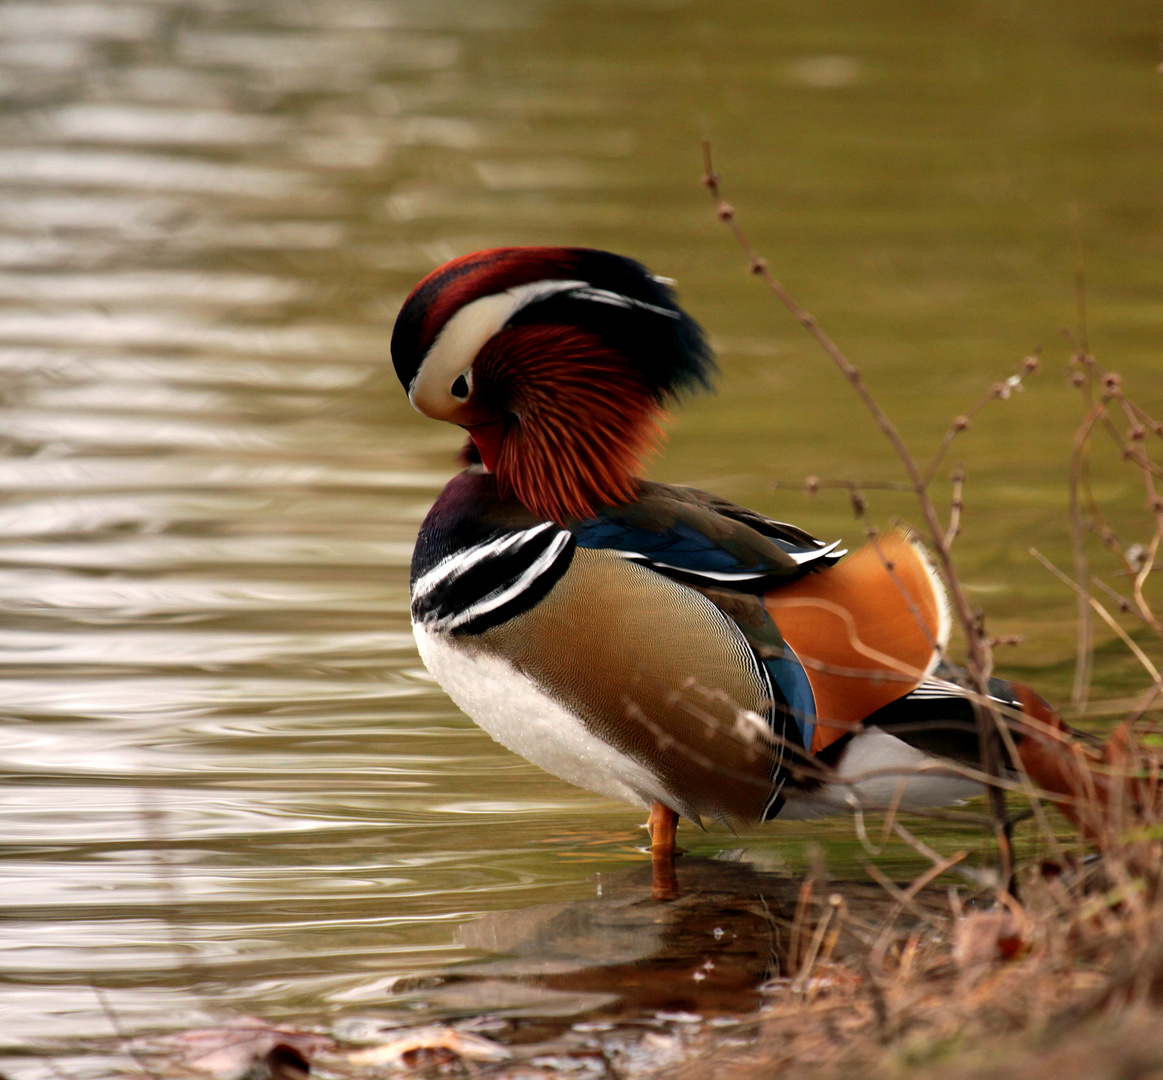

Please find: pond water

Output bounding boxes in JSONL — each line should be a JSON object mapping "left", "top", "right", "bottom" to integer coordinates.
{"left": 0, "top": 0, "right": 1159, "bottom": 1074}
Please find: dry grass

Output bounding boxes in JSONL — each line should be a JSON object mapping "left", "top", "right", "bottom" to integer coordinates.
{"left": 669, "top": 836, "right": 1163, "bottom": 1079}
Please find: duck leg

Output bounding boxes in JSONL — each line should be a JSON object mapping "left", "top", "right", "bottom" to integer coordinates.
{"left": 647, "top": 801, "right": 679, "bottom": 901}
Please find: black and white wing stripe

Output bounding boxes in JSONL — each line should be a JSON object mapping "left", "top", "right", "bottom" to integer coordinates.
{"left": 612, "top": 537, "right": 846, "bottom": 584}
{"left": 906, "top": 673, "right": 1022, "bottom": 710}
{"left": 411, "top": 522, "right": 575, "bottom": 636}
{"left": 862, "top": 665, "right": 1024, "bottom": 768}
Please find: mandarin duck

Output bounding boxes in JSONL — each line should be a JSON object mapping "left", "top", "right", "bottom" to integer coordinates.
{"left": 392, "top": 247, "right": 1106, "bottom": 897}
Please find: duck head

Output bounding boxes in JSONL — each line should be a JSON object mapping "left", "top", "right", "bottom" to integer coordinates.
{"left": 391, "top": 247, "right": 715, "bottom": 523}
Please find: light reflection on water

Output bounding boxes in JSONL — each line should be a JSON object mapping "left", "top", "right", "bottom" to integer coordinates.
{"left": 0, "top": 0, "right": 1159, "bottom": 1072}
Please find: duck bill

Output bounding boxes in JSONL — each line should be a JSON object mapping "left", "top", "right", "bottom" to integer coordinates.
{"left": 465, "top": 419, "right": 506, "bottom": 472}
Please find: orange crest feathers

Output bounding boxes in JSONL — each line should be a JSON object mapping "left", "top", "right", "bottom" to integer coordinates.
{"left": 474, "top": 325, "right": 664, "bottom": 523}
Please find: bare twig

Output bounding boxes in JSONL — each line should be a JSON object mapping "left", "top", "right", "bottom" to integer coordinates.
{"left": 1068, "top": 392, "right": 1104, "bottom": 709}
{"left": 702, "top": 141, "right": 1012, "bottom": 885}
{"left": 1031, "top": 548, "right": 1162, "bottom": 687}
{"left": 922, "top": 356, "right": 1039, "bottom": 488}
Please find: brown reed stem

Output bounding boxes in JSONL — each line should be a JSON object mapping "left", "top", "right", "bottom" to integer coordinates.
{"left": 700, "top": 140, "right": 1012, "bottom": 890}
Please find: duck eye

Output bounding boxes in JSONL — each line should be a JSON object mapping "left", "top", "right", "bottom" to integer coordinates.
{"left": 450, "top": 373, "right": 470, "bottom": 401}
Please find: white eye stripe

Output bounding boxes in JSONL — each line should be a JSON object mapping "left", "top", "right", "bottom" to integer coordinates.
{"left": 497, "top": 279, "right": 683, "bottom": 330}
{"left": 562, "top": 286, "right": 681, "bottom": 321}
{"left": 508, "top": 278, "right": 589, "bottom": 313}
{"left": 501, "top": 279, "right": 682, "bottom": 322}
{"left": 410, "top": 280, "right": 587, "bottom": 413}
{"left": 410, "top": 276, "right": 682, "bottom": 413}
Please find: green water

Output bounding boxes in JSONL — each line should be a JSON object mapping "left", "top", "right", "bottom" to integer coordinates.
{"left": 0, "top": 0, "right": 1159, "bottom": 1072}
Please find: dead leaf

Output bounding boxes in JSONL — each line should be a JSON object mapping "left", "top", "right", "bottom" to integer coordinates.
{"left": 143, "top": 1016, "right": 334, "bottom": 1079}
{"left": 347, "top": 1026, "right": 512, "bottom": 1068}
{"left": 954, "top": 910, "right": 1029, "bottom": 976}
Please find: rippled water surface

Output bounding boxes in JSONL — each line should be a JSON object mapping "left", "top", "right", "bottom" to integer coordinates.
{"left": 0, "top": 0, "right": 1160, "bottom": 1072}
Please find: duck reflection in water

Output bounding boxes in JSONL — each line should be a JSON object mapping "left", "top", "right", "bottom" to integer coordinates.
{"left": 414, "top": 856, "right": 941, "bottom": 1025}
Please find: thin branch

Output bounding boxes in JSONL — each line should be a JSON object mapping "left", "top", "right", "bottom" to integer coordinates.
{"left": 945, "top": 464, "right": 964, "bottom": 548}
{"left": 702, "top": 141, "right": 1011, "bottom": 883}
{"left": 922, "top": 356, "right": 1039, "bottom": 487}
{"left": 1031, "top": 548, "right": 1162, "bottom": 686}
{"left": 1068, "top": 395, "right": 1103, "bottom": 709}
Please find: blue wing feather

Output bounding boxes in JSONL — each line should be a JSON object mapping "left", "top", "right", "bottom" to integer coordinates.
{"left": 572, "top": 482, "right": 844, "bottom": 588}
{"left": 763, "top": 644, "right": 817, "bottom": 751}
{"left": 576, "top": 516, "right": 769, "bottom": 573}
